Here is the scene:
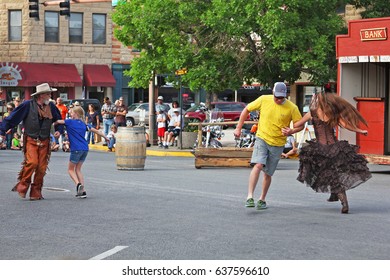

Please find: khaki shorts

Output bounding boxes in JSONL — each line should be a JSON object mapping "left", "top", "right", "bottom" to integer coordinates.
{"left": 251, "top": 137, "right": 284, "bottom": 176}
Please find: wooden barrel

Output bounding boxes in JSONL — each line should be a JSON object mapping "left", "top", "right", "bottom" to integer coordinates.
{"left": 115, "top": 126, "right": 146, "bottom": 170}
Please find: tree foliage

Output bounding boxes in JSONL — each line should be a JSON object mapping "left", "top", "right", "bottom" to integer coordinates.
{"left": 350, "top": 0, "right": 390, "bottom": 18}
{"left": 112, "top": 0, "right": 343, "bottom": 96}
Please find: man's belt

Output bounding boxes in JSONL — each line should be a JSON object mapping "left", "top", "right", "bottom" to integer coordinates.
{"left": 27, "top": 136, "right": 49, "bottom": 147}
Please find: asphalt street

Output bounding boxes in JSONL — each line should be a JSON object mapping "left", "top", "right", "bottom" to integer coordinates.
{"left": 0, "top": 149, "right": 389, "bottom": 260}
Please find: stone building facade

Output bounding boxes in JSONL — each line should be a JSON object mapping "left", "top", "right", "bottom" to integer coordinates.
{"left": 111, "top": 25, "right": 144, "bottom": 105}
{"left": 0, "top": 0, "right": 116, "bottom": 103}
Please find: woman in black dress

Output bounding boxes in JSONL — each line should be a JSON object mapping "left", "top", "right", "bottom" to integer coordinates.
{"left": 294, "top": 92, "right": 371, "bottom": 214}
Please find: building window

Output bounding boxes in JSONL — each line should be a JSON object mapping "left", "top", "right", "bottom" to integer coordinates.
{"left": 69, "top": 13, "right": 83, "bottom": 44}
{"left": 45, "top": 12, "right": 59, "bottom": 43}
{"left": 8, "top": 10, "right": 22, "bottom": 42}
{"left": 92, "top": 14, "right": 106, "bottom": 44}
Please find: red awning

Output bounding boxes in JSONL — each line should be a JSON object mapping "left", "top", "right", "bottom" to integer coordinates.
{"left": 16, "top": 62, "right": 82, "bottom": 87}
{"left": 83, "top": 64, "right": 116, "bottom": 87}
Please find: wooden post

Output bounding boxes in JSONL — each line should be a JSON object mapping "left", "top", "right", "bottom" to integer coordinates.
{"left": 197, "top": 123, "right": 202, "bottom": 147}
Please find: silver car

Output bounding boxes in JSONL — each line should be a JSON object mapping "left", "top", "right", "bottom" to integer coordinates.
{"left": 125, "top": 103, "right": 170, "bottom": 126}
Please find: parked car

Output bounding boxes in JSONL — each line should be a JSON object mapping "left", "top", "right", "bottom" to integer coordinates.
{"left": 184, "top": 102, "right": 248, "bottom": 125}
{"left": 66, "top": 99, "right": 103, "bottom": 121}
{"left": 125, "top": 102, "right": 170, "bottom": 126}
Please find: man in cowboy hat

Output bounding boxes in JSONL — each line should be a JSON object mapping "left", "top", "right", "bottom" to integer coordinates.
{"left": 0, "top": 83, "right": 64, "bottom": 200}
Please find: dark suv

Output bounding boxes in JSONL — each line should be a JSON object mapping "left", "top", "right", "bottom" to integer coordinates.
{"left": 67, "top": 99, "right": 103, "bottom": 121}
{"left": 184, "top": 102, "right": 248, "bottom": 123}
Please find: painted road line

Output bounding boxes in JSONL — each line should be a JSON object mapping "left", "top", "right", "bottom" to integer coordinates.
{"left": 89, "top": 246, "right": 128, "bottom": 260}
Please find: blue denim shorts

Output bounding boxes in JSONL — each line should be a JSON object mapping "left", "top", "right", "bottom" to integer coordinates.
{"left": 251, "top": 137, "right": 284, "bottom": 176}
{"left": 70, "top": 150, "right": 88, "bottom": 164}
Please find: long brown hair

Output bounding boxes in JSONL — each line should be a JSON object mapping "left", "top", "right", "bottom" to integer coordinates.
{"left": 311, "top": 93, "right": 368, "bottom": 129}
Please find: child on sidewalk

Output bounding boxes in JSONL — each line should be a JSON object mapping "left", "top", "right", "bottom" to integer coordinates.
{"left": 156, "top": 110, "right": 166, "bottom": 147}
{"left": 107, "top": 124, "right": 117, "bottom": 152}
{"left": 11, "top": 132, "right": 21, "bottom": 150}
{"left": 62, "top": 132, "right": 70, "bottom": 152}
{"left": 55, "top": 106, "right": 109, "bottom": 198}
{"left": 50, "top": 133, "right": 60, "bottom": 152}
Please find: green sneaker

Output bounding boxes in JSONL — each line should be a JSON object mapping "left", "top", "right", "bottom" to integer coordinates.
{"left": 245, "top": 198, "right": 255, "bottom": 207}
{"left": 256, "top": 200, "right": 267, "bottom": 210}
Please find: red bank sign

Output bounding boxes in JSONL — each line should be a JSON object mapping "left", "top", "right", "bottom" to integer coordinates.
{"left": 360, "top": 27, "right": 387, "bottom": 41}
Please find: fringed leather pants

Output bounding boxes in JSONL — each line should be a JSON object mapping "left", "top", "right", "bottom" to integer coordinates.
{"left": 13, "top": 136, "right": 51, "bottom": 199}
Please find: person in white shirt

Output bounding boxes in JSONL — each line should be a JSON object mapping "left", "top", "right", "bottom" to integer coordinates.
{"left": 156, "top": 110, "right": 166, "bottom": 147}
{"left": 165, "top": 101, "right": 183, "bottom": 146}
{"left": 107, "top": 124, "right": 118, "bottom": 152}
{"left": 163, "top": 109, "right": 181, "bottom": 149}
{"left": 281, "top": 135, "right": 298, "bottom": 158}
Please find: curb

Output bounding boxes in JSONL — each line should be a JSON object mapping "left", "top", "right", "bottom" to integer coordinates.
{"left": 88, "top": 144, "right": 194, "bottom": 157}
{"left": 146, "top": 149, "right": 194, "bottom": 157}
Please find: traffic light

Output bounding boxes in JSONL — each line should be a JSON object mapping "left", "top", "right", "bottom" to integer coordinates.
{"left": 29, "top": 0, "right": 39, "bottom": 20}
{"left": 59, "top": 0, "right": 71, "bottom": 17}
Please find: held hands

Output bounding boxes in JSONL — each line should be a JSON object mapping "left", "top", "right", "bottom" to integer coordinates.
{"left": 281, "top": 127, "right": 292, "bottom": 136}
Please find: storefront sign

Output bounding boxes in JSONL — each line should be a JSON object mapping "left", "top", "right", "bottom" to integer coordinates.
{"left": 370, "top": 55, "right": 380, "bottom": 62}
{"left": 360, "top": 28, "right": 387, "bottom": 41}
{"left": 175, "top": 68, "right": 187, "bottom": 75}
{"left": 380, "top": 55, "right": 390, "bottom": 62}
{"left": 0, "top": 62, "right": 22, "bottom": 86}
{"left": 339, "top": 56, "right": 358, "bottom": 63}
{"left": 341, "top": 55, "right": 390, "bottom": 63}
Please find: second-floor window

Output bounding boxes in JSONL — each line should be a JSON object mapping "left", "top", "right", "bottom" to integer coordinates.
{"left": 69, "top": 13, "right": 83, "bottom": 44}
{"left": 92, "top": 14, "right": 106, "bottom": 44}
{"left": 9, "top": 10, "right": 22, "bottom": 42}
{"left": 45, "top": 12, "right": 59, "bottom": 43}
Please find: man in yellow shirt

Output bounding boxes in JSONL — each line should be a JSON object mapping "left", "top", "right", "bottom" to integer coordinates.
{"left": 234, "top": 82, "right": 303, "bottom": 210}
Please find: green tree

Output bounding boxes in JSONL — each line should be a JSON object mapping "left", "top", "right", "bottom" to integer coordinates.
{"left": 350, "top": 0, "right": 390, "bottom": 18}
{"left": 113, "top": 0, "right": 343, "bottom": 100}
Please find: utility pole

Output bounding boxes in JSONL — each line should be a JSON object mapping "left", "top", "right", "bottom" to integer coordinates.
{"left": 148, "top": 72, "right": 156, "bottom": 145}
{"left": 175, "top": 68, "right": 187, "bottom": 150}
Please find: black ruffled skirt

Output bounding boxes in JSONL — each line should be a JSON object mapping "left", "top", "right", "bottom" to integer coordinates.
{"left": 297, "top": 140, "right": 371, "bottom": 193}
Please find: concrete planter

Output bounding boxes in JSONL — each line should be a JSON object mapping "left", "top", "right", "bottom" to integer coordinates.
{"left": 178, "top": 131, "right": 198, "bottom": 149}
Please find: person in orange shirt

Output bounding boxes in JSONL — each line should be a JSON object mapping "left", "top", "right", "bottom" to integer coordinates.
{"left": 56, "top": 97, "right": 68, "bottom": 120}
{"left": 56, "top": 97, "right": 69, "bottom": 148}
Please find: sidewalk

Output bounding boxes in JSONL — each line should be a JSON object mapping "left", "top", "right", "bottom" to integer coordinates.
{"left": 88, "top": 127, "right": 237, "bottom": 157}
{"left": 88, "top": 142, "right": 195, "bottom": 157}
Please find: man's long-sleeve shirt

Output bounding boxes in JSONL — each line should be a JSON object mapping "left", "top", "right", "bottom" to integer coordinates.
{"left": 0, "top": 100, "right": 64, "bottom": 136}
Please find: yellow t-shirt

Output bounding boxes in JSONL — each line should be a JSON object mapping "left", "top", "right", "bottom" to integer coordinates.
{"left": 247, "top": 95, "right": 302, "bottom": 146}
